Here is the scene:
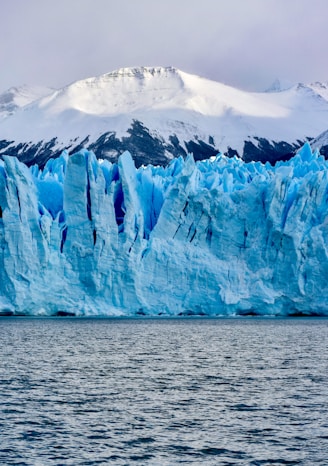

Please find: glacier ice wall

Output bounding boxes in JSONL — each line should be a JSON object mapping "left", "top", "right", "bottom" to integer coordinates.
{"left": 1, "top": 143, "right": 328, "bottom": 316}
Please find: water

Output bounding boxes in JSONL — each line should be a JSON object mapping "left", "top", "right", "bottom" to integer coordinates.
{"left": 0, "top": 317, "right": 328, "bottom": 465}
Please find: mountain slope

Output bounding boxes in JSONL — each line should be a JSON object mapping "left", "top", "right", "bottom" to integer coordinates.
{"left": 311, "top": 128, "right": 328, "bottom": 158}
{"left": 1, "top": 67, "right": 328, "bottom": 167}
{"left": 0, "top": 85, "right": 54, "bottom": 120}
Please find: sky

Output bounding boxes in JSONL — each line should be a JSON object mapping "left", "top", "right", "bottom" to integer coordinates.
{"left": 1, "top": 0, "right": 328, "bottom": 94}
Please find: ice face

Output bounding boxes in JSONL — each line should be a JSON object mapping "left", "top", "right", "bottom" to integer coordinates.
{"left": 0, "top": 143, "right": 328, "bottom": 316}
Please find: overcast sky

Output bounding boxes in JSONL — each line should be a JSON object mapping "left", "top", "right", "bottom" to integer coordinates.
{"left": 1, "top": 0, "right": 328, "bottom": 93}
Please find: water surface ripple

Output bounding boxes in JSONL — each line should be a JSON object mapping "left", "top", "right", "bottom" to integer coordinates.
{"left": 0, "top": 318, "right": 327, "bottom": 465}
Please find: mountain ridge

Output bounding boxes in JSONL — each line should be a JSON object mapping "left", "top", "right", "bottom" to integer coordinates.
{"left": 1, "top": 66, "right": 328, "bottom": 167}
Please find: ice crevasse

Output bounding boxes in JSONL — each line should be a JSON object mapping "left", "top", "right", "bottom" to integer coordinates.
{"left": 0, "top": 143, "right": 328, "bottom": 316}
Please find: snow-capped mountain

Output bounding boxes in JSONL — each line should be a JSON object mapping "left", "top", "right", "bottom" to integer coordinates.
{"left": 311, "top": 128, "right": 328, "bottom": 158}
{"left": 1, "top": 67, "right": 328, "bottom": 167}
{"left": 309, "top": 82, "right": 328, "bottom": 157}
{"left": 307, "top": 81, "right": 328, "bottom": 101}
{"left": 0, "top": 85, "right": 54, "bottom": 120}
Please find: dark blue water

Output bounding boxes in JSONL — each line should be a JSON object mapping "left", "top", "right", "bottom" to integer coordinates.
{"left": 0, "top": 317, "right": 328, "bottom": 465}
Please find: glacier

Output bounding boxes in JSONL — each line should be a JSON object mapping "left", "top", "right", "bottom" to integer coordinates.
{"left": 0, "top": 143, "right": 328, "bottom": 317}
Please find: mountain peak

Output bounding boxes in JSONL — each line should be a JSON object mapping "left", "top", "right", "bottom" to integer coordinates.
{"left": 103, "top": 66, "right": 179, "bottom": 79}
{"left": 60, "top": 66, "right": 185, "bottom": 99}
{"left": 265, "top": 78, "right": 293, "bottom": 93}
{"left": 43, "top": 66, "right": 186, "bottom": 117}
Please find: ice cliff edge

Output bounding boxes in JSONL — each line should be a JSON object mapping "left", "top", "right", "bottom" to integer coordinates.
{"left": 0, "top": 143, "right": 328, "bottom": 316}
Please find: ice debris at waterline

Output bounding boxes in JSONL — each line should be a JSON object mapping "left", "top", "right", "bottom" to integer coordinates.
{"left": 0, "top": 143, "right": 328, "bottom": 316}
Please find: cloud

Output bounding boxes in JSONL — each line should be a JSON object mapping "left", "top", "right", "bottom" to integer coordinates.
{"left": 1, "top": 0, "right": 328, "bottom": 92}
